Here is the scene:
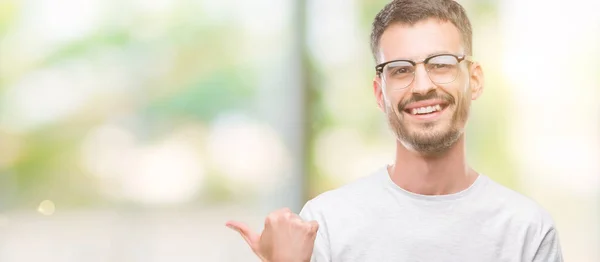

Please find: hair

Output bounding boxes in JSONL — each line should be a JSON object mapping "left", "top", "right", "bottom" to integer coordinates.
{"left": 370, "top": 0, "right": 473, "bottom": 63}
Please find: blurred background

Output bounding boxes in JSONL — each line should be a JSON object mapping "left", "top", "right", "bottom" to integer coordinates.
{"left": 0, "top": 0, "right": 598, "bottom": 261}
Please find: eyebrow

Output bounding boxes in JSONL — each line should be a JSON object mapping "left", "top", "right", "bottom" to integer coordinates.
{"left": 390, "top": 50, "right": 456, "bottom": 61}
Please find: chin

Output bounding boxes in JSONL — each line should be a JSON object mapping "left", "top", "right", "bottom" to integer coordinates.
{"left": 387, "top": 107, "right": 465, "bottom": 155}
{"left": 399, "top": 125, "right": 463, "bottom": 155}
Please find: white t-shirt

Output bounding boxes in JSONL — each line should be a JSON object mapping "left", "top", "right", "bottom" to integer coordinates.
{"left": 299, "top": 166, "right": 563, "bottom": 262}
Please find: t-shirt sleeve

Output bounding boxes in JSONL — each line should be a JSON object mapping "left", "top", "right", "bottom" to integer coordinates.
{"left": 299, "top": 200, "right": 331, "bottom": 262}
{"left": 532, "top": 227, "right": 563, "bottom": 262}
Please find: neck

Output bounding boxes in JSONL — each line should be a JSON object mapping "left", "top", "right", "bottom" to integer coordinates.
{"left": 388, "top": 134, "right": 478, "bottom": 195}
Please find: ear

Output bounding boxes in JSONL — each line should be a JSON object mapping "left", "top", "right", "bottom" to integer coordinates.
{"left": 469, "top": 62, "right": 484, "bottom": 100}
{"left": 373, "top": 76, "right": 385, "bottom": 112}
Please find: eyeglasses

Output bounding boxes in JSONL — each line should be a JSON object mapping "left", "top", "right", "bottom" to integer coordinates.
{"left": 375, "top": 54, "right": 473, "bottom": 90}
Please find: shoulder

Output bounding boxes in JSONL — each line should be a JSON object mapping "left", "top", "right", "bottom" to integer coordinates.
{"left": 481, "top": 177, "right": 563, "bottom": 260}
{"left": 299, "top": 166, "right": 387, "bottom": 219}
{"left": 482, "top": 177, "right": 557, "bottom": 233}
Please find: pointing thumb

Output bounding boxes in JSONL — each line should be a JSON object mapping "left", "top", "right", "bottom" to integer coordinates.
{"left": 226, "top": 220, "right": 261, "bottom": 252}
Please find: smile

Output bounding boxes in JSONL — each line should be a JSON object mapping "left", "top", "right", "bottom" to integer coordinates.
{"left": 408, "top": 104, "right": 443, "bottom": 115}
{"left": 403, "top": 102, "right": 449, "bottom": 115}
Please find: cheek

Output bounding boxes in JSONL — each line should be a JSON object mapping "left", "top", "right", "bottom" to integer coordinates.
{"left": 441, "top": 81, "right": 471, "bottom": 117}
{"left": 448, "top": 75, "right": 471, "bottom": 104}
{"left": 383, "top": 88, "right": 411, "bottom": 110}
{"left": 460, "top": 70, "right": 471, "bottom": 93}
{"left": 458, "top": 81, "right": 473, "bottom": 105}
{"left": 454, "top": 88, "right": 470, "bottom": 108}
{"left": 384, "top": 99, "right": 398, "bottom": 115}
{"left": 382, "top": 92, "right": 400, "bottom": 112}
{"left": 453, "top": 86, "right": 472, "bottom": 123}
{"left": 457, "top": 91, "right": 469, "bottom": 109}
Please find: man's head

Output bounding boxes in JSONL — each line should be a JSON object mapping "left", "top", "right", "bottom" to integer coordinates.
{"left": 371, "top": 0, "right": 484, "bottom": 156}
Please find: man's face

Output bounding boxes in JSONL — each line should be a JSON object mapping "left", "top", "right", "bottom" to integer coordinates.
{"left": 373, "top": 18, "right": 483, "bottom": 155}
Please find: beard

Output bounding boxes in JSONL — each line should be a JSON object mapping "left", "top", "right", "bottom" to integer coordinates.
{"left": 386, "top": 91, "right": 470, "bottom": 156}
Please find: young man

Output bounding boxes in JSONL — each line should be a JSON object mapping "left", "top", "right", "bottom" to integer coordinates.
{"left": 227, "top": 0, "right": 564, "bottom": 261}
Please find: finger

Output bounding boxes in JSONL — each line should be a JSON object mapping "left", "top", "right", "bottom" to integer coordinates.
{"left": 307, "top": 220, "right": 319, "bottom": 233}
{"left": 225, "top": 221, "right": 261, "bottom": 251}
{"left": 291, "top": 216, "right": 303, "bottom": 223}
{"left": 265, "top": 208, "right": 294, "bottom": 226}
{"left": 288, "top": 212, "right": 304, "bottom": 223}
{"left": 276, "top": 207, "right": 292, "bottom": 215}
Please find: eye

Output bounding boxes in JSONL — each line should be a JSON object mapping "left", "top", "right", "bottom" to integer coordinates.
{"left": 427, "top": 62, "right": 456, "bottom": 72}
{"left": 384, "top": 61, "right": 413, "bottom": 78}
{"left": 394, "top": 67, "right": 409, "bottom": 74}
{"left": 388, "top": 65, "right": 413, "bottom": 76}
{"left": 431, "top": 63, "right": 450, "bottom": 69}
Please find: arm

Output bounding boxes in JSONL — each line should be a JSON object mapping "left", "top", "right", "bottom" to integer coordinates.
{"left": 532, "top": 227, "right": 563, "bottom": 262}
{"left": 227, "top": 208, "right": 319, "bottom": 262}
{"left": 299, "top": 200, "right": 331, "bottom": 262}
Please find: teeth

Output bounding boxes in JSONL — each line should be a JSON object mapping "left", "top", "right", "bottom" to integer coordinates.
{"left": 410, "top": 104, "right": 443, "bottom": 115}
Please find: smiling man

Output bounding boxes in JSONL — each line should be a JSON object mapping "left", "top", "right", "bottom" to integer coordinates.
{"left": 227, "top": 0, "right": 563, "bottom": 261}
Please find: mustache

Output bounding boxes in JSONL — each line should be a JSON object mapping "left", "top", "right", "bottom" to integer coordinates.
{"left": 397, "top": 91, "right": 455, "bottom": 112}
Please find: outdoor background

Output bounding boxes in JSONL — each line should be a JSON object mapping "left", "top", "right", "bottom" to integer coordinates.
{"left": 0, "top": 0, "right": 598, "bottom": 261}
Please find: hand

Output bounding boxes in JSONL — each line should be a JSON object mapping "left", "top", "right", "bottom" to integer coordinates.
{"left": 226, "top": 208, "right": 319, "bottom": 262}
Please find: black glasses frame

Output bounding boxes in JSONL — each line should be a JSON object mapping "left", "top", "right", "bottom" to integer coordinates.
{"left": 375, "top": 54, "right": 473, "bottom": 75}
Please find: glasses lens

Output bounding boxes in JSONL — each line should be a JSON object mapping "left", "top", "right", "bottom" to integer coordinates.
{"left": 383, "top": 61, "right": 415, "bottom": 89}
{"left": 426, "top": 55, "right": 459, "bottom": 84}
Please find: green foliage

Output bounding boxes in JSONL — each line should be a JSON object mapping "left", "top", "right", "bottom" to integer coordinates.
{"left": 144, "top": 69, "right": 256, "bottom": 123}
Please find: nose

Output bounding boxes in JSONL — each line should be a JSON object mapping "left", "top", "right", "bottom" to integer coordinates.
{"left": 410, "top": 64, "right": 436, "bottom": 95}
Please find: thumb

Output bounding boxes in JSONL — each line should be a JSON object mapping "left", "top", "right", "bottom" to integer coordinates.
{"left": 308, "top": 220, "right": 320, "bottom": 233}
{"left": 226, "top": 220, "right": 261, "bottom": 252}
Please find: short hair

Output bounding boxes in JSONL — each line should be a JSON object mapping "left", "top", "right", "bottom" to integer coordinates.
{"left": 370, "top": 0, "right": 473, "bottom": 63}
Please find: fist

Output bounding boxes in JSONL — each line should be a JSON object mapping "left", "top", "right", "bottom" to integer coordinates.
{"left": 226, "top": 208, "right": 319, "bottom": 262}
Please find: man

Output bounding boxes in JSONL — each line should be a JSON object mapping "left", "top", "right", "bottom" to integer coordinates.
{"left": 226, "top": 0, "right": 564, "bottom": 261}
